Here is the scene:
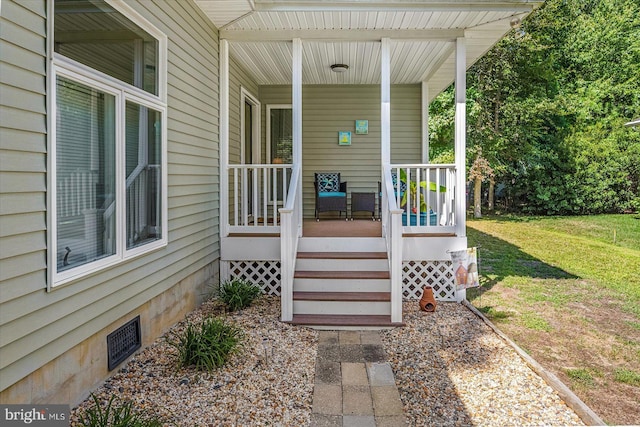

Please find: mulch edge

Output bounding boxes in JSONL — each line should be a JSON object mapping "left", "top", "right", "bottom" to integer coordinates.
{"left": 461, "top": 299, "right": 606, "bottom": 427}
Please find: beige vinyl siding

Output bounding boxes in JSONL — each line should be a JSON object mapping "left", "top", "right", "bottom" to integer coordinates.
{"left": 0, "top": 0, "right": 221, "bottom": 393}
{"left": 259, "top": 84, "right": 422, "bottom": 218}
{"left": 0, "top": 1, "right": 48, "bottom": 304}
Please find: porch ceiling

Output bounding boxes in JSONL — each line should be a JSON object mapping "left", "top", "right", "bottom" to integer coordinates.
{"left": 194, "top": 0, "right": 541, "bottom": 98}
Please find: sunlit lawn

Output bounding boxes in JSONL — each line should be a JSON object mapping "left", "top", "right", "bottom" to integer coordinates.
{"left": 466, "top": 213, "right": 640, "bottom": 425}
{"left": 468, "top": 214, "right": 640, "bottom": 315}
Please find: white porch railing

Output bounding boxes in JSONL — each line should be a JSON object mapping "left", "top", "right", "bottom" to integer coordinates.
{"left": 227, "top": 164, "right": 293, "bottom": 233}
{"left": 279, "top": 164, "right": 302, "bottom": 322}
{"left": 381, "top": 164, "right": 404, "bottom": 324}
{"left": 388, "top": 164, "right": 457, "bottom": 233}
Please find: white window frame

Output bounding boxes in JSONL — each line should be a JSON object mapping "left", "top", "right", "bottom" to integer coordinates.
{"left": 266, "top": 104, "right": 292, "bottom": 164}
{"left": 47, "top": 0, "right": 168, "bottom": 289}
{"left": 240, "top": 87, "right": 261, "bottom": 165}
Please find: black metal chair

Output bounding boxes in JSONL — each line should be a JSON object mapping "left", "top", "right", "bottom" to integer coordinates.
{"left": 314, "top": 172, "right": 347, "bottom": 221}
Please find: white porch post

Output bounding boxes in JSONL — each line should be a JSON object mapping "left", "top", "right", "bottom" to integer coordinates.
{"left": 220, "top": 39, "right": 230, "bottom": 244}
{"left": 454, "top": 37, "right": 466, "bottom": 239}
{"left": 293, "top": 38, "right": 303, "bottom": 230}
{"left": 422, "top": 81, "right": 429, "bottom": 164}
{"left": 382, "top": 37, "right": 402, "bottom": 324}
{"left": 280, "top": 37, "right": 303, "bottom": 322}
{"left": 455, "top": 36, "right": 467, "bottom": 302}
{"left": 381, "top": 38, "right": 391, "bottom": 166}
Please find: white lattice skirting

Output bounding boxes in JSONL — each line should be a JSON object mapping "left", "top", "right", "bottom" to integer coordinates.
{"left": 226, "top": 261, "right": 281, "bottom": 295}
{"left": 403, "top": 260, "right": 456, "bottom": 301}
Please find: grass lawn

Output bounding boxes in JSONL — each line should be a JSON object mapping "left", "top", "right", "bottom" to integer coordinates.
{"left": 467, "top": 214, "right": 640, "bottom": 425}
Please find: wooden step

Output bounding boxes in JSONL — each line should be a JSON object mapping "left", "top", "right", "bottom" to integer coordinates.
{"left": 293, "top": 291, "right": 390, "bottom": 302}
{"left": 227, "top": 233, "right": 280, "bottom": 238}
{"left": 294, "top": 270, "right": 390, "bottom": 279}
{"left": 297, "top": 251, "right": 387, "bottom": 259}
{"left": 287, "top": 314, "right": 404, "bottom": 327}
{"left": 403, "top": 232, "right": 456, "bottom": 238}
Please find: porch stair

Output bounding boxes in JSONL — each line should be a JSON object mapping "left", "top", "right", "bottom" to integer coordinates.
{"left": 289, "top": 237, "right": 404, "bottom": 329}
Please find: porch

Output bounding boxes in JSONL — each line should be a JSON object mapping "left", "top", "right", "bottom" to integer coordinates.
{"left": 210, "top": 1, "right": 541, "bottom": 327}
{"left": 221, "top": 163, "right": 468, "bottom": 328}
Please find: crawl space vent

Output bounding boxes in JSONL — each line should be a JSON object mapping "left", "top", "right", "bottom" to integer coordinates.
{"left": 107, "top": 316, "right": 141, "bottom": 371}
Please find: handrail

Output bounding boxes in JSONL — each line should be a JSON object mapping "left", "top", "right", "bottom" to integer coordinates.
{"left": 381, "top": 164, "right": 404, "bottom": 324}
{"left": 229, "top": 163, "right": 294, "bottom": 170}
{"left": 279, "top": 163, "right": 301, "bottom": 322}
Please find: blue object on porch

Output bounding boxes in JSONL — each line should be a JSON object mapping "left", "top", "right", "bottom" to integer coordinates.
{"left": 319, "top": 191, "right": 346, "bottom": 198}
{"left": 402, "top": 211, "right": 437, "bottom": 226}
{"left": 314, "top": 172, "right": 348, "bottom": 220}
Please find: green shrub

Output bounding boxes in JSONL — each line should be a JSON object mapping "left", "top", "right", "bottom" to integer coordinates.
{"left": 77, "top": 394, "right": 163, "bottom": 427}
{"left": 168, "top": 317, "right": 243, "bottom": 371}
{"left": 218, "top": 278, "right": 261, "bottom": 311}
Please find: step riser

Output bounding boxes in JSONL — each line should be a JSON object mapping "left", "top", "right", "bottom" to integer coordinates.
{"left": 295, "top": 258, "right": 389, "bottom": 271}
{"left": 298, "top": 237, "right": 386, "bottom": 252}
{"left": 294, "top": 278, "right": 390, "bottom": 292}
{"left": 293, "top": 300, "right": 391, "bottom": 316}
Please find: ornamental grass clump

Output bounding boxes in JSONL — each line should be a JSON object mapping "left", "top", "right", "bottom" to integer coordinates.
{"left": 168, "top": 316, "right": 243, "bottom": 371}
{"left": 218, "top": 278, "right": 262, "bottom": 311}
{"left": 77, "top": 393, "right": 163, "bottom": 427}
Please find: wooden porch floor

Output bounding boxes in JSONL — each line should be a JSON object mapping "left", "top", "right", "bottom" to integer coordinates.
{"left": 303, "top": 219, "right": 382, "bottom": 237}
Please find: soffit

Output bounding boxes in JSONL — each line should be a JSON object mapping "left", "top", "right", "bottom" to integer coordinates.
{"left": 194, "top": 0, "right": 541, "bottom": 97}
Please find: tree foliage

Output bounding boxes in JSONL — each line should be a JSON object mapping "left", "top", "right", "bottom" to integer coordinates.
{"left": 430, "top": 0, "right": 640, "bottom": 214}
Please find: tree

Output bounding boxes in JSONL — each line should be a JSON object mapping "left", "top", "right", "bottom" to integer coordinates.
{"left": 468, "top": 148, "right": 494, "bottom": 218}
{"left": 429, "top": 0, "right": 640, "bottom": 215}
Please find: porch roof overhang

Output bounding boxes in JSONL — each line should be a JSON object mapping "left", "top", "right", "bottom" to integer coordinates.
{"left": 195, "top": 0, "right": 541, "bottom": 100}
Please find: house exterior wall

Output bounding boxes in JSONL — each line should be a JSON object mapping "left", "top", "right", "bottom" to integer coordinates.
{"left": 259, "top": 84, "right": 422, "bottom": 217}
{"left": 0, "top": 0, "right": 221, "bottom": 405}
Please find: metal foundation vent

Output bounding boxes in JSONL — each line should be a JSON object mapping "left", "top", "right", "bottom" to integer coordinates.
{"left": 107, "top": 316, "right": 141, "bottom": 371}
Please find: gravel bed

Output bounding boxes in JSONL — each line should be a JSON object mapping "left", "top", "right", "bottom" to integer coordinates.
{"left": 380, "top": 302, "right": 585, "bottom": 427}
{"left": 70, "top": 297, "right": 317, "bottom": 426}
{"left": 71, "top": 297, "right": 585, "bottom": 426}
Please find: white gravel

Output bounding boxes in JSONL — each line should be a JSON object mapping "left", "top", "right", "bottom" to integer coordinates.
{"left": 380, "top": 302, "right": 585, "bottom": 426}
{"left": 71, "top": 297, "right": 317, "bottom": 426}
{"left": 71, "top": 297, "right": 585, "bottom": 426}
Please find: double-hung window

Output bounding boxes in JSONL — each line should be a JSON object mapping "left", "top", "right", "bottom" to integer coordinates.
{"left": 49, "top": 0, "right": 167, "bottom": 287}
